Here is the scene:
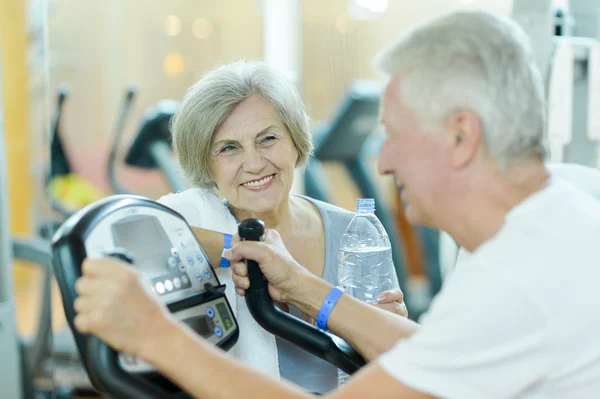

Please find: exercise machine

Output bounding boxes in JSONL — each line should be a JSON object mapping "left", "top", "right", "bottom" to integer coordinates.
{"left": 511, "top": 0, "right": 600, "bottom": 166}
{"left": 50, "top": 196, "right": 364, "bottom": 397}
{"left": 303, "top": 80, "right": 441, "bottom": 316}
{"left": 109, "top": 96, "right": 187, "bottom": 195}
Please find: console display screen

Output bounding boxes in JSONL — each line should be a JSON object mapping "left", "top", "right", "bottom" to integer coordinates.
{"left": 216, "top": 302, "right": 233, "bottom": 331}
{"left": 183, "top": 315, "right": 214, "bottom": 338}
{"left": 112, "top": 216, "right": 172, "bottom": 274}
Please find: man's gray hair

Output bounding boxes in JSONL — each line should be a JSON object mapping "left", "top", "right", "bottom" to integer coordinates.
{"left": 172, "top": 60, "right": 313, "bottom": 188}
{"left": 374, "top": 10, "right": 547, "bottom": 164}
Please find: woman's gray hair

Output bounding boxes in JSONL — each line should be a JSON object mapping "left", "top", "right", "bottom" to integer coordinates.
{"left": 374, "top": 10, "right": 548, "bottom": 165}
{"left": 172, "top": 60, "right": 313, "bottom": 188}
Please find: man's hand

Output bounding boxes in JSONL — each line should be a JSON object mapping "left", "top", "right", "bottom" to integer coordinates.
{"left": 73, "top": 258, "right": 174, "bottom": 358}
{"left": 226, "top": 229, "right": 312, "bottom": 303}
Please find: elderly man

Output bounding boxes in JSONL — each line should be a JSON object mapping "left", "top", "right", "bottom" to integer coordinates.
{"left": 74, "top": 9, "right": 600, "bottom": 399}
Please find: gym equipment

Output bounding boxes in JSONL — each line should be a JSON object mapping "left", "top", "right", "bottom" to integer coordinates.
{"left": 50, "top": 196, "right": 365, "bottom": 398}
{"left": 106, "top": 86, "right": 138, "bottom": 195}
{"left": 303, "top": 80, "right": 442, "bottom": 316}
{"left": 512, "top": 0, "right": 600, "bottom": 166}
{"left": 51, "top": 195, "right": 239, "bottom": 398}
{"left": 240, "top": 218, "right": 365, "bottom": 373}
{"left": 44, "top": 87, "right": 105, "bottom": 238}
{"left": 109, "top": 98, "right": 187, "bottom": 195}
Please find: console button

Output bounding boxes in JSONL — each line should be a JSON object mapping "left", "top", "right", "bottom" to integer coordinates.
{"left": 123, "top": 354, "right": 137, "bottom": 365}
{"left": 165, "top": 280, "right": 174, "bottom": 291}
{"left": 173, "top": 277, "right": 181, "bottom": 288}
{"left": 206, "top": 307, "right": 215, "bottom": 318}
{"left": 155, "top": 282, "right": 165, "bottom": 294}
{"left": 214, "top": 326, "right": 223, "bottom": 338}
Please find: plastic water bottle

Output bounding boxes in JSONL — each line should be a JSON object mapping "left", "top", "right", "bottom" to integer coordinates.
{"left": 337, "top": 198, "right": 394, "bottom": 387}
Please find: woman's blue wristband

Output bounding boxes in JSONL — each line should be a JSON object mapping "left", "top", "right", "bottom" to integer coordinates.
{"left": 219, "top": 233, "right": 233, "bottom": 268}
{"left": 316, "top": 287, "right": 344, "bottom": 331}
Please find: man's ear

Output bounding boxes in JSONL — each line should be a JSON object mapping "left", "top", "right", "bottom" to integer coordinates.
{"left": 446, "top": 111, "right": 482, "bottom": 168}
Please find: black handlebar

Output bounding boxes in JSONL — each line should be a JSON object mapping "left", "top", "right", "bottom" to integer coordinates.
{"left": 239, "top": 219, "right": 366, "bottom": 375}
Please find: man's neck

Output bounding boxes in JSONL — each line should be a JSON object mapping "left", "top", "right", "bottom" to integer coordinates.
{"left": 443, "top": 158, "right": 550, "bottom": 252}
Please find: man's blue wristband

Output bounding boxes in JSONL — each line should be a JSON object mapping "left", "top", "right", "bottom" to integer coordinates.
{"left": 316, "top": 287, "right": 344, "bottom": 331}
{"left": 219, "top": 233, "right": 233, "bottom": 268}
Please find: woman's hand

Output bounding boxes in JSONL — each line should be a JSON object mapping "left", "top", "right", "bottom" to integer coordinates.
{"left": 373, "top": 289, "right": 409, "bottom": 318}
{"left": 73, "top": 258, "right": 173, "bottom": 357}
{"left": 226, "top": 229, "right": 312, "bottom": 304}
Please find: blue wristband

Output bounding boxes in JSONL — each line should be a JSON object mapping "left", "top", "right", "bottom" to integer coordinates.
{"left": 219, "top": 233, "right": 233, "bottom": 268}
{"left": 316, "top": 287, "right": 344, "bottom": 331}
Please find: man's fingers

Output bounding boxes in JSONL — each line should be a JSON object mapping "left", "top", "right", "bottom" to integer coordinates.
{"left": 82, "top": 258, "right": 130, "bottom": 277}
{"left": 73, "top": 314, "right": 91, "bottom": 333}
{"left": 73, "top": 296, "right": 97, "bottom": 314}
{"left": 74, "top": 277, "right": 108, "bottom": 297}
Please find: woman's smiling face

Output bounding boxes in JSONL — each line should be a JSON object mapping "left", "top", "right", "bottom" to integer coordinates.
{"left": 209, "top": 95, "right": 299, "bottom": 214}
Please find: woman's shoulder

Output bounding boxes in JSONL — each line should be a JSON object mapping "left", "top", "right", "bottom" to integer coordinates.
{"left": 297, "top": 195, "right": 354, "bottom": 229}
{"left": 156, "top": 188, "right": 230, "bottom": 229}
{"left": 157, "top": 188, "right": 221, "bottom": 209}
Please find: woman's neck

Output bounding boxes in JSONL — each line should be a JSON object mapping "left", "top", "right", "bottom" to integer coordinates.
{"left": 230, "top": 195, "right": 298, "bottom": 233}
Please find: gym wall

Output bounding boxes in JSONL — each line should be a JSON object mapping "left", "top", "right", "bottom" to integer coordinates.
{"left": 31, "top": 0, "right": 513, "bottom": 213}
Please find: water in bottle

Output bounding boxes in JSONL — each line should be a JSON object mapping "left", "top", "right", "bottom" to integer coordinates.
{"left": 337, "top": 198, "right": 394, "bottom": 387}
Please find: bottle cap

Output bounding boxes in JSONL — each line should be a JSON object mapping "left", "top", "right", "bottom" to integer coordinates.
{"left": 356, "top": 198, "right": 375, "bottom": 214}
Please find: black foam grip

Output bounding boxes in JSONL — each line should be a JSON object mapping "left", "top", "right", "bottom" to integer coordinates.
{"left": 238, "top": 219, "right": 267, "bottom": 290}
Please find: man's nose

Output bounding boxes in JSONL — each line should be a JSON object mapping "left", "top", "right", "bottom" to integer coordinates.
{"left": 378, "top": 145, "right": 391, "bottom": 176}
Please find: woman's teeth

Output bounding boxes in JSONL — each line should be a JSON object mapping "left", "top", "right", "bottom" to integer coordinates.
{"left": 243, "top": 175, "right": 274, "bottom": 187}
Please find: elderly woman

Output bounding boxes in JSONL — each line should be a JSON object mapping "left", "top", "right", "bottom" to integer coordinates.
{"left": 120, "top": 61, "right": 406, "bottom": 393}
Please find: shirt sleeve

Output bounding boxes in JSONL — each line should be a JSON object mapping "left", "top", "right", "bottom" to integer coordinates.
{"left": 378, "top": 267, "right": 554, "bottom": 399}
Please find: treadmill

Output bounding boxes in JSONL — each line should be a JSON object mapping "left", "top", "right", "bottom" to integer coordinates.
{"left": 109, "top": 98, "right": 187, "bottom": 195}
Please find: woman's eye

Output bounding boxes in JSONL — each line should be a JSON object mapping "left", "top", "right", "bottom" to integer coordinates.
{"left": 261, "top": 135, "right": 277, "bottom": 144}
{"left": 220, "top": 145, "right": 236, "bottom": 153}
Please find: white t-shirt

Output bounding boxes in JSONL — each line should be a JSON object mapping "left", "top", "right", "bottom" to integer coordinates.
{"left": 378, "top": 177, "right": 600, "bottom": 398}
